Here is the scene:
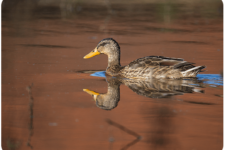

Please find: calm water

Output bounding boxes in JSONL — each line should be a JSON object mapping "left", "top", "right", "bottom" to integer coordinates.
{"left": 2, "top": 0, "right": 223, "bottom": 150}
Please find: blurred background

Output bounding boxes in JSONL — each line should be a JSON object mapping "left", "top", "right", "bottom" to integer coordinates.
{"left": 2, "top": 0, "right": 223, "bottom": 150}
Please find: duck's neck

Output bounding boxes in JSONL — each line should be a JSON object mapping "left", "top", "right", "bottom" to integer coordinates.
{"left": 107, "top": 49, "right": 121, "bottom": 68}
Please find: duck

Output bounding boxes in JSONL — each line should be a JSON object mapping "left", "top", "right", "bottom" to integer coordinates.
{"left": 83, "top": 38, "right": 205, "bottom": 79}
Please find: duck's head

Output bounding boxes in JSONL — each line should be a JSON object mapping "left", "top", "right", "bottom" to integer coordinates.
{"left": 83, "top": 38, "right": 120, "bottom": 61}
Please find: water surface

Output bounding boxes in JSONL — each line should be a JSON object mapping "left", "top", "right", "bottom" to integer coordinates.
{"left": 2, "top": 0, "right": 223, "bottom": 150}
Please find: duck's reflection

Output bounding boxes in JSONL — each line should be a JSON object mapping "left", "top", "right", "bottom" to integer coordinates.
{"left": 83, "top": 76, "right": 204, "bottom": 110}
{"left": 83, "top": 77, "right": 121, "bottom": 110}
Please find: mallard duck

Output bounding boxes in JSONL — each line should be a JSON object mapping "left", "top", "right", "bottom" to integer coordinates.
{"left": 84, "top": 38, "right": 205, "bottom": 79}
{"left": 83, "top": 77, "right": 204, "bottom": 110}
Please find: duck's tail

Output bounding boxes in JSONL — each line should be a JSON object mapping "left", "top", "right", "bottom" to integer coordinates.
{"left": 181, "top": 66, "right": 206, "bottom": 78}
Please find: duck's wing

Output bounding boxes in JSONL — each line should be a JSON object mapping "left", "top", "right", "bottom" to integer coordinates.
{"left": 127, "top": 56, "right": 195, "bottom": 71}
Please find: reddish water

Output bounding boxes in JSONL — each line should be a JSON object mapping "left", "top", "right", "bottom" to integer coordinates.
{"left": 2, "top": 1, "right": 223, "bottom": 150}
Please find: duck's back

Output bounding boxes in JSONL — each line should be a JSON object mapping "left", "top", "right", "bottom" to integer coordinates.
{"left": 120, "top": 56, "right": 205, "bottom": 79}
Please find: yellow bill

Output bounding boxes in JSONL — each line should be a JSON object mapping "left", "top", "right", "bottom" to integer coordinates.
{"left": 83, "top": 48, "right": 100, "bottom": 59}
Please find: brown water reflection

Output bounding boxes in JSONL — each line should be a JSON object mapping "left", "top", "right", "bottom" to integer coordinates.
{"left": 2, "top": 0, "right": 223, "bottom": 150}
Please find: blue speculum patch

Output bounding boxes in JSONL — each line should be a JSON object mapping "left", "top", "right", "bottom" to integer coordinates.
{"left": 90, "top": 71, "right": 223, "bottom": 87}
{"left": 197, "top": 74, "right": 223, "bottom": 87}
{"left": 90, "top": 71, "right": 106, "bottom": 78}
